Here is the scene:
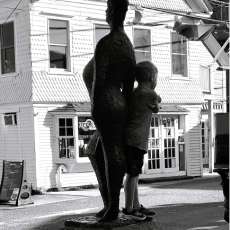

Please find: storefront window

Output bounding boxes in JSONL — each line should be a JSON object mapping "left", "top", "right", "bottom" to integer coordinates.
{"left": 58, "top": 118, "right": 75, "bottom": 159}
{"left": 78, "top": 117, "right": 96, "bottom": 158}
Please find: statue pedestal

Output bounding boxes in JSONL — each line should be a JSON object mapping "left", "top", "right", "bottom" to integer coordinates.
{"left": 64, "top": 213, "right": 161, "bottom": 230}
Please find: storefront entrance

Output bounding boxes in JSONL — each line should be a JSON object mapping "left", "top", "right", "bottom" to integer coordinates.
{"left": 145, "top": 116, "right": 179, "bottom": 174}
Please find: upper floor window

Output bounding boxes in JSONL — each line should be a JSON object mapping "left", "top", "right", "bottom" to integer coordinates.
{"left": 49, "top": 19, "right": 69, "bottom": 69}
{"left": 94, "top": 24, "right": 110, "bottom": 45}
{"left": 0, "top": 22, "right": 15, "bottom": 74}
{"left": 134, "top": 28, "right": 151, "bottom": 63}
{"left": 171, "top": 32, "right": 187, "bottom": 77}
{"left": 200, "top": 65, "right": 211, "bottom": 92}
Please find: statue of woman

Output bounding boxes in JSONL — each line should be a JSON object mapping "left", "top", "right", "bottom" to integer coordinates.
{"left": 83, "top": 0, "right": 136, "bottom": 222}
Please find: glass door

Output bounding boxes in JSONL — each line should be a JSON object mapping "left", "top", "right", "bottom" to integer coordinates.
{"left": 147, "top": 116, "right": 179, "bottom": 173}
{"left": 162, "top": 116, "right": 179, "bottom": 172}
{"left": 147, "top": 117, "right": 161, "bottom": 173}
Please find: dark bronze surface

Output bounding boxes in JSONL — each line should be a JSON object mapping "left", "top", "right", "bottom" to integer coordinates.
{"left": 82, "top": 0, "right": 136, "bottom": 222}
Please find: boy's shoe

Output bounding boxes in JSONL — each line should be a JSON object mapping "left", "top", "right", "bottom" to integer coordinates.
{"left": 138, "top": 204, "right": 156, "bottom": 216}
{"left": 122, "top": 208, "right": 147, "bottom": 221}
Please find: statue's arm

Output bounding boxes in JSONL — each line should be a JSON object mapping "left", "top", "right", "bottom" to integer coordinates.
{"left": 92, "top": 39, "right": 109, "bottom": 106}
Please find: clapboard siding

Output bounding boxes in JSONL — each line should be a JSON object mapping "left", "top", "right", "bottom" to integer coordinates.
{"left": 33, "top": 105, "right": 94, "bottom": 189}
{"left": 34, "top": 106, "right": 56, "bottom": 188}
{"left": 183, "top": 105, "right": 202, "bottom": 176}
{"left": 0, "top": 105, "right": 36, "bottom": 187}
{"left": 60, "top": 172, "right": 97, "bottom": 187}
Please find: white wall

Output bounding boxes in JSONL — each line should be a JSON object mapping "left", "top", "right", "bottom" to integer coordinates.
{"left": 0, "top": 105, "right": 37, "bottom": 187}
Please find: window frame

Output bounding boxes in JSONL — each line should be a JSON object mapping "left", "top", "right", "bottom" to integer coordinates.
{"left": 4, "top": 112, "right": 17, "bottom": 126}
{"left": 200, "top": 65, "right": 211, "bottom": 93}
{"left": 48, "top": 18, "right": 70, "bottom": 72}
{"left": 57, "top": 116, "right": 76, "bottom": 160}
{"left": 0, "top": 21, "right": 16, "bottom": 76}
{"left": 170, "top": 31, "right": 188, "bottom": 79}
{"left": 133, "top": 26, "right": 152, "bottom": 63}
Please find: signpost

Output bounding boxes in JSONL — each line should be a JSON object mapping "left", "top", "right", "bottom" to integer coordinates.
{"left": 0, "top": 160, "right": 33, "bottom": 206}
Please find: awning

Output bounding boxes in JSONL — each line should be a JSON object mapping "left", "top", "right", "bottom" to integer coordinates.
{"left": 50, "top": 103, "right": 188, "bottom": 115}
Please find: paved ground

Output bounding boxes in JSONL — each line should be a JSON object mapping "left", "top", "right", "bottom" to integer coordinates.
{"left": 0, "top": 173, "right": 229, "bottom": 230}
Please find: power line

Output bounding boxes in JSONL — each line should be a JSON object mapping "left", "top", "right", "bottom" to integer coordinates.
{"left": 4, "top": 0, "right": 24, "bottom": 23}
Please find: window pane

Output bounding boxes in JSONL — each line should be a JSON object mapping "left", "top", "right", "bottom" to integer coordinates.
{"left": 59, "top": 128, "right": 66, "bottom": 136}
{"left": 67, "top": 128, "right": 73, "bottom": 136}
{"left": 50, "top": 45, "right": 67, "bottom": 69}
{"left": 1, "top": 48, "right": 15, "bottom": 74}
{"left": 172, "top": 54, "right": 187, "bottom": 76}
{"left": 59, "top": 118, "right": 65, "bottom": 127}
{"left": 172, "top": 32, "right": 186, "bottom": 54}
{"left": 134, "top": 28, "right": 151, "bottom": 63}
{"left": 135, "top": 51, "right": 151, "bottom": 63}
{"left": 1, "top": 22, "right": 14, "bottom": 48}
{"left": 95, "top": 25, "right": 110, "bottom": 44}
{"left": 66, "top": 118, "right": 73, "bottom": 126}
{"left": 49, "top": 20, "right": 67, "bottom": 45}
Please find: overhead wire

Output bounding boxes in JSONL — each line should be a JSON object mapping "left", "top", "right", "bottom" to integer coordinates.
{"left": 4, "top": 0, "right": 24, "bottom": 23}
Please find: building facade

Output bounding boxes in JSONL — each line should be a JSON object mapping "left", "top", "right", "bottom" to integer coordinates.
{"left": 0, "top": 0, "right": 226, "bottom": 190}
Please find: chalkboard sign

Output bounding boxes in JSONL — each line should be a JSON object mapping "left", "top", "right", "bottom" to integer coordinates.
{"left": 0, "top": 161, "right": 23, "bottom": 204}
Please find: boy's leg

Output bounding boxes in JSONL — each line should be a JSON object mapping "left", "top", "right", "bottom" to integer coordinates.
{"left": 124, "top": 174, "right": 138, "bottom": 212}
{"left": 132, "top": 175, "right": 141, "bottom": 210}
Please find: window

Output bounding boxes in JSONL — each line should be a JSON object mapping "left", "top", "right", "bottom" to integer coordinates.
{"left": 0, "top": 22, "right": 15, "bottom": 74}
{"left": 58, "top": 118, "right": 75, "bottom": 159}
{"left": 200, "top": 65, "right": 211, "bottom": 92}
{"left": 4, "top": 113, "right": 17, "bottom": 126}
{"left": 134, "top": 28, "right": 151, "bottom": 63}
{"left": 78, "top": 117, "right": 96, "bottom": 158}
{"left": 171, "top": 32, "right": 187, "bottom": 77}
{"left": 94, "top": 24, "right": 110, "bottom": 45}
{"left": 49, "top": 19, "right": 69, "bottom": 69}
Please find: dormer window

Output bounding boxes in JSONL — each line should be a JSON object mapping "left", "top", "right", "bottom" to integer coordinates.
{"left": 0, "top": 22, "right": 15, "bottom": 74}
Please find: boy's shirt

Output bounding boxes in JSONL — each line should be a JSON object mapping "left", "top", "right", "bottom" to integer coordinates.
{"left": 126, "top": 87, "right": 160, "bottom": 152}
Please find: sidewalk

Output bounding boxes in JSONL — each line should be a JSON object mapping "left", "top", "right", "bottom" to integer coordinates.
{"left": 33, "top": 172, "right": 221, "bottom": 207}
{"left": 0, "top": 172, "right": 221, "bottom": 209}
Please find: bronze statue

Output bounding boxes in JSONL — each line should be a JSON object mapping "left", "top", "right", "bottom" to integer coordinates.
{"left": 83, "top": 0, "right": 136, "bottom": 222}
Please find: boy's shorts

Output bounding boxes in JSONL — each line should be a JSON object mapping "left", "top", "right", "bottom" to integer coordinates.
{"left": 126, "top": 146, "right": 146, "bottom": 177}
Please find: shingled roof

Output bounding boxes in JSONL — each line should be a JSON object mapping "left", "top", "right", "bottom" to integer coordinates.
{"left": 129, "top": 0, "right": 192, "bottom": 14}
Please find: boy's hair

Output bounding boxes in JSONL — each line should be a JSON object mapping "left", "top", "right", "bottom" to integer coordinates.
{"left": 135, "top": 61, "right": 158, "bottom": 83}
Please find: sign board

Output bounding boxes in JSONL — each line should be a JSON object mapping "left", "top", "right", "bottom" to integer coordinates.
{"left": 78, "top": 117, "right": 96, "bottom": 158}
{"left": 0, "top": 160, "right": 33, "bottom": 206}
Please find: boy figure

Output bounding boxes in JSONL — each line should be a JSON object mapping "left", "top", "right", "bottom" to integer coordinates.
{"left": 123, "top": 61, "right": 161, "bottom": 221}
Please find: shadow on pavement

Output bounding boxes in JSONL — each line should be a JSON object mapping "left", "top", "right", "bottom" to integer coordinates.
{"left": 148, "top": 177, "right": 223, "bottom": 191}
{"left": 29, "top": 202, "right": 228, "bottom": 230}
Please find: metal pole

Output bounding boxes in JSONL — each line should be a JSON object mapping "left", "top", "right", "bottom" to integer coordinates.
{"left": 208, "top": 100, "right": 215, "bottom": 173}
{"left": 226, "top": 70, "right": 229, "bottom": 113}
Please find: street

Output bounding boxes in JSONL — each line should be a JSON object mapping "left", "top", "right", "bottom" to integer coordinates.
{"left": 0, "top": 174, "right": 228, "bottom": 230}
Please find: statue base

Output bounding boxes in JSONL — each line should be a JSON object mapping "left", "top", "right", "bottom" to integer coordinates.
{"left": 64, "top": 213, "right": 161, "bottom": 230}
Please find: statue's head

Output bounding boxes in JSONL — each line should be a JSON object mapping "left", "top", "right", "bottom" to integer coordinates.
{"left": 106, "top": 0, "right": 129, "bottom": 28}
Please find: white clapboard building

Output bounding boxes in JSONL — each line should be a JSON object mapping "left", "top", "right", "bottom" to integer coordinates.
{"left": 0, "top": 0, "right": 226, "bottom": 190}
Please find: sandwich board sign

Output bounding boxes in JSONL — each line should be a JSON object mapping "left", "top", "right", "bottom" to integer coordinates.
{"left": 0, "top": 160, "right": 33, "bottom": 206}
